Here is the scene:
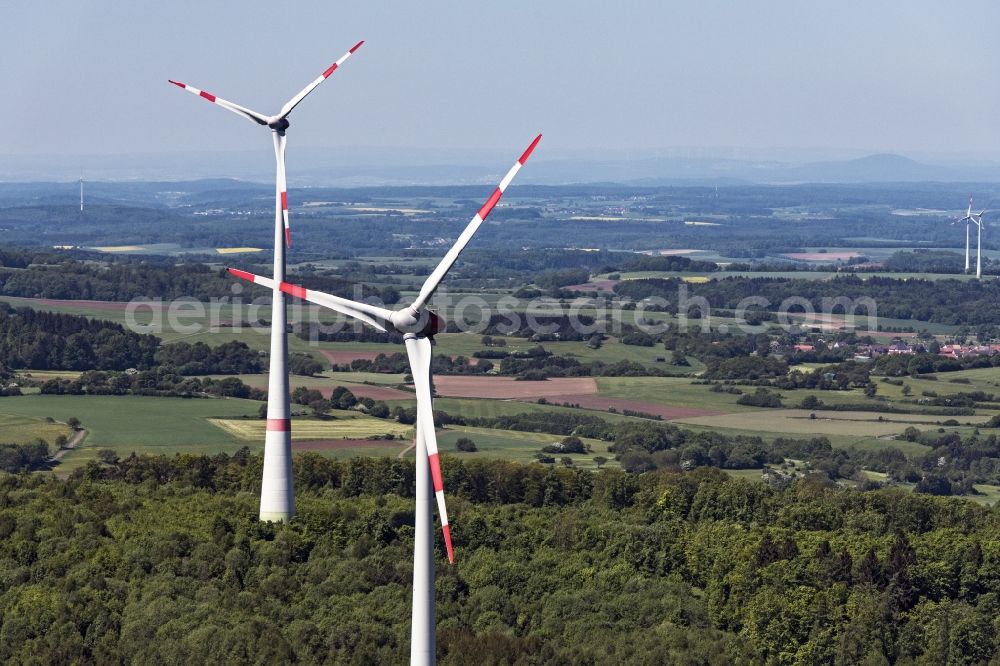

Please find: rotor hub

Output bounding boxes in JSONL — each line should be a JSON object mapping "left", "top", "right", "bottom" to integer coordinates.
{"left": 390, "top": 308, "right": 444, "bottom": 337}
{"left": 269, "top": 118, "right": 290, "bottom": 131}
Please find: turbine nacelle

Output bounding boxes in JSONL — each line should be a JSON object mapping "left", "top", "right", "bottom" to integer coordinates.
{"left": 389, "top": 308, "right": 446, "bottom": 337}
{"left": 268, "top": 118, "right": 291, "bottom": 132}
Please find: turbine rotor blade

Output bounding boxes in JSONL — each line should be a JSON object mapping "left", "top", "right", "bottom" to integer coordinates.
{"left": 405, "top": 335, "right": 454, "bottom": 564}
{"left": 274, "top": 40, "right": 364, "bottom": 122}
{"left": 226, "top": 268, "right": 390, "bottom": 331}
{"left": 409, "top": 134, "right": 542, "bottom": 312}
{"left": 168, "top": 80, "right": 269, "bottom": 125}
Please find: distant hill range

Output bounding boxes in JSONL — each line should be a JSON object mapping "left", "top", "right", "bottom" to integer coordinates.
{"left": 3, "top": 149, "right": 1000, "bottom": 186}
{"left": 527, "top": 153, "right": 1000, "bottom": 186}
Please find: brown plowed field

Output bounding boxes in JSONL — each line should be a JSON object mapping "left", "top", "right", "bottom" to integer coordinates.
{"left": 433, "top": 376, "right": 598, "bottom": 399}
{"left": 538, "top": 394, "right": 722, "bottom": 420}
{"left": 320, "top": 350, "right": 385, "bottom": 364}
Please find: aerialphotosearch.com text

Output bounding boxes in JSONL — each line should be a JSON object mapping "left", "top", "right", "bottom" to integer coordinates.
{"left": 124, "top": 283, "right": 879, "bottom": 342}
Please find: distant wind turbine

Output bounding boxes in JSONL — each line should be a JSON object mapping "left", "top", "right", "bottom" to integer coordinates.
{"left": 953, "top": 196, "right": 978, "bottom": 273}
{"left": 974, "top": 211, "right": 986, "bottom": 279}
{"left": 228, "top": 134, "right": 541, "bottom": 665}
{"left": 169, "top": 41, "right": 365, "bottom": 522}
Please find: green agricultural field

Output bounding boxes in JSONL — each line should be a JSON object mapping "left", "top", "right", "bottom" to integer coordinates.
{"left": 18, "top": 370, "right": 84, "bottom": 382}
{"left": 327, "top": 371, "right": 409, "bottom": 386}
{"left": 675, "top": 408, "right": 989, "bottom": 438}
{"left": 874, "top": 370, "right": 1000, "bottom": 401}
{"left": 671, "top": 407, "right": 981, "bottom": 457}
{"left": 200, "top": 373, "right": 405, "bottom": 399}
{"left": 299, "top": 443, "right": 408, "bottom": 460}
{"left": 428, "top": 397, "right": 645, "bottom": 424}
{"left": 209, "top": 414, "right": 412, "bottom": 442}
{"left": 678, "top": 421, "right": 930, "bottom": 456}
{"left": 970, "top": 484, "right": 1000, "bottom": 506}
{"left": 316, "top": 333, "right": 696, "bottom": 373}
{"left": 595, "top": 377, "right": 751, "bottom": 412}
{"left": 0, "top": 413, "right": 71, "bottom": 446}
{"left": 0, "top": 395, "right": 262, "bottom": 468}
{"left": 436, "top": 425, "right": 610, "bottom": 467}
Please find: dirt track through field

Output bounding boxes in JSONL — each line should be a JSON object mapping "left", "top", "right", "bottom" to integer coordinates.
{"left": 50, "top": 427, "right": 87, "bottom": 462}
{"left": 433, "top": 376, "right": 598, "bottom": 399}
{"left": 535, "top": 394, "right": 723, "bottom": 420}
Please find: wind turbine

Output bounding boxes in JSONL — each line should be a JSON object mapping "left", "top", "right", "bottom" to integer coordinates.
{"left": 228, "top": 134, "right": 541, "bottom": 664}
{"left": 169, "top": 41, "right": 364, "bottom": 522}
{"left": 954, "top": 197, "right": 976, "bottom": 273}
{"left": 974, "top": 210, "right": 986, "bottom": 279}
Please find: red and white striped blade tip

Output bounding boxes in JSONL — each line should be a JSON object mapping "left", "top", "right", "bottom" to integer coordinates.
{"left": 428, "top": 452, "right": 454, "bottom": 563}
{"left": 443, "top": 525, "right": 454, "bottom": 564}
{"left": 227, "top": 268, "right": 255, "bottom": 282}
{"left": 350, "top": 40, "right": 365, "bottom": 53}
{"left": 519, "top": 134, "right": 543, "bottom": 165}
{"left": 284, "top": 228, "right": 292, "bottom": 247}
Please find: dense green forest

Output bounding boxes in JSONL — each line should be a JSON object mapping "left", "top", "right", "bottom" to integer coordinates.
{"left": 0, "top": 256, "right": 395, "bottom": 303}
{"left": 0, "top": 455, "right": 996, "bottom": 664}
{"left": 615, "top": 276, "right": 1000, "bottom": 325}
{"left": 0, "top": 305, "right": 158, "bottom": 371}
{"left": 0, "top": 305, "right": 260, "bottom": 373}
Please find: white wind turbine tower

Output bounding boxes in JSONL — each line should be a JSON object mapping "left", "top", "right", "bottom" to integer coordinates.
{"left": 169, "top": 41, "right": 364, "bottom": 522}
{"left": 973, "top": 209, "right": 986, "bottom": 279}
{"left": 229, "top": 134, "right": 541, "bottom": 665}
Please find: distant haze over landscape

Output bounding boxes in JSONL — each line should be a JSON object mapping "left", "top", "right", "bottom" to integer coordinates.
{"left": 7, "top": 148, "right": 1000, "bottom": 186}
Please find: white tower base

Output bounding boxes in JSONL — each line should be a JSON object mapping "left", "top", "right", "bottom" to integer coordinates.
{"left": 410, "top": 429, "right": 436, "bottom": 665}
{"left": 259, "top": 130, "right": 294, "bottom": 523}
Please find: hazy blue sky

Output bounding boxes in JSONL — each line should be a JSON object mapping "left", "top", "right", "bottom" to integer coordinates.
{"left": 3, "top": 1, "right": 1000, "bottom": 160}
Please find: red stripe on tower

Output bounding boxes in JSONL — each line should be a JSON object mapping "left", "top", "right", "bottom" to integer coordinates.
{"left": 199, "top": 91, "right": 217, "bottom": 103}
{"left": 519, "top": 134, "right": 542, "bottom": 165}
{"left": 266, "top": 418, "right": 291, "bottom": 432}
{"left": 477, "top": 188, "right": 503, "bottom": 221}
{"left": 428, "top": 452, "right": 444, "bottom": 491}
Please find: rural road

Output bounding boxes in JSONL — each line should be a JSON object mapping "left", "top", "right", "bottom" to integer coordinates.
{"left": 51, "top": 427, "right": 87, "bottom": 462}
{"left": 398, "top": 440, "right": 415, "bottom": 459}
